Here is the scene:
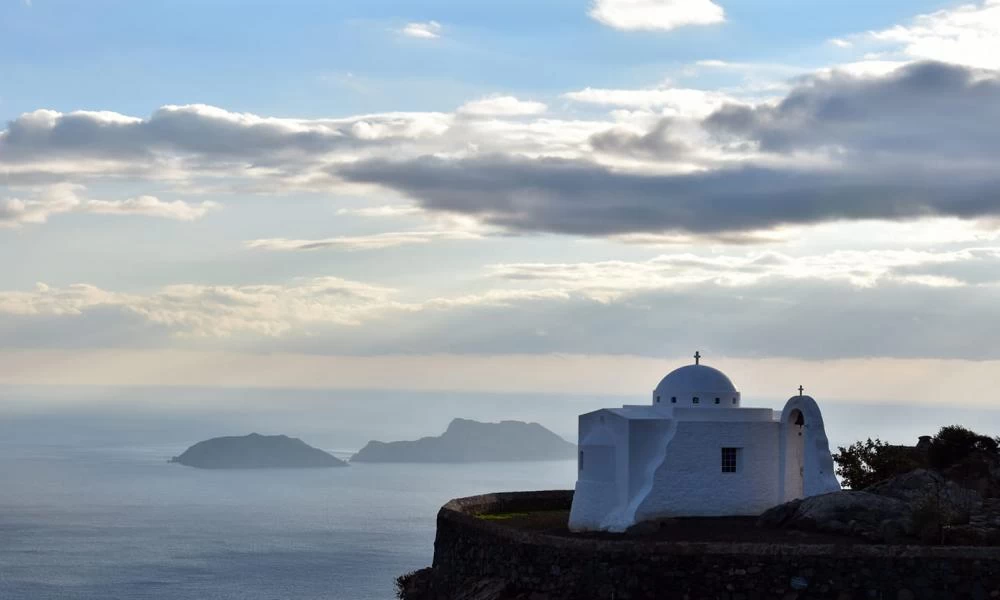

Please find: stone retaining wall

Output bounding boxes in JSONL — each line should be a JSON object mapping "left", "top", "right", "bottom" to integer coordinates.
{"left": 431, "top": 490, "right": 1000, "bottom": 600}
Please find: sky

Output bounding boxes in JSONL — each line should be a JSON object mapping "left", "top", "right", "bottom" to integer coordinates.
{"left": 3, "top": 0, "right": 1000, "bottom": 425}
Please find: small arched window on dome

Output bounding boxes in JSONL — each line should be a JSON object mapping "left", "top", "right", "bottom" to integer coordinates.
{"left": 714, "top": 397, "right": 720, "bottom": 404}
{"left": 656, "top": 395, "right": 661, "bottom": 403}
{"left": 692, "top": 397, "right": 700, "bottom": 404}
{"left": 671, "top": 397, "right": 677, "bottom": 404}
{"left": 732, "top": 398, "right": 737, "bottom": 405}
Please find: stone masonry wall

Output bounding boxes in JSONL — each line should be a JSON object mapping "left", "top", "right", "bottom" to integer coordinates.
{"left": 431, "top": 491, "right": 1000, "bottom": 600}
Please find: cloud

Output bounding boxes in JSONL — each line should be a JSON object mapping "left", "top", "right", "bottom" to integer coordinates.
{"left": 563, "top": 86, "right": 734, "bottom": 116}
{"left": 0, "top": 184, "right": 217, "bottom": 227}
{"left": 341, "top": 61, "right": 1000, "bottom": 237}
{"left": 0, "top": 277, "right": 408, "bottom": 338}
{"left": 245, "top": 230, "right": 481, "bottom": 252}
{"left": 457, "top": 96, "right": 547, "bottom": 118}
{"left": 589, "top": 0, "right": 725, "bottom": 32}
{"left": 588, "top": 118, "right": 691, "bottom": 160}
{"left": 829, "top": 38, "right": 853, "bottom": 49}
{"left": 705, "top": 61, "right": 1000, "bottom": 161}
{"left": 83, "top": 195, "right": 217, "bottom": 220}
{"left": 335, "top": 205, "right": 424, "bottom": 218}
{"left": 487, "top": 247, "right": 1000, "bottom": 302}
{"left": 0, "top": 105, "right": 452, "bottom": 184}
{"left": 5, "top": 242, "right": 1000, "bottom": 360}
{"left": 401, "top": 21, "right": 442, "bottom": 39}
{"left": 867, "top": 0, "right": 1000, "bottom": 69}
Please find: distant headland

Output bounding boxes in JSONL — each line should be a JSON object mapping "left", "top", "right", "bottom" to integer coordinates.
{"left": 350, "top": 418, "right": 576, "bottom": 463}
{"left": 170, "top": 433, "right": 347, "bottom": 469}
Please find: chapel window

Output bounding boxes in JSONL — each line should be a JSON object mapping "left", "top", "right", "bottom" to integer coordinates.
{"left": 671, "top": 397, "right": 677, "bottom": 403}
{"left": 692, "top": 397, "right": 699, "bottom": 404}
{"left": 732, "top": 398, "right": 737, "bottom": 404}
{"left": 656, "top": 395, "right": 660, "bottom": 403}
{"left": 721, "top": 448, "right": 740, "bottom": 473}
{"left": 714, "top": 397, "right": 720, "bottom": 404}
{"left": 579, "top": 451, "right": 584, "bottom": 472}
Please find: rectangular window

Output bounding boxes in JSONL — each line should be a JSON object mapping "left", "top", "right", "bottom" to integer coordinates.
{"left": 721, "top": 447, "right": 740, "bottom": 473}
{"left": 579, "top": 451, "right": 584, "bottom": 472}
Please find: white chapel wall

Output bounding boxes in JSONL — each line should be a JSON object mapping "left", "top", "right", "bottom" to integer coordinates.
{"left": 634, "top": 420, "right": 781, "bottom": 520}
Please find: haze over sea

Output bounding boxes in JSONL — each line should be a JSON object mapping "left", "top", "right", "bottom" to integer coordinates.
{"left": 0, "top": 440, "right": 575, "bottom": 600}
{"left": 6, "top": 385, "right": 1000, "bottom": 600}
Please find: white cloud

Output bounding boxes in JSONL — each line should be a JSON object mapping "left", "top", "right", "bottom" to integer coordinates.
{"left": 84, "top": 195, "right": 218, "bottom": 221}
{"left": 488, "top": 247, "right": 1000, "bottom": 301}
{"left": 0, "top": 277, "right": 408, "bottom": 337}
{"left": 457, "top": 96, "right": 548, "bottom": 117}
{"left": 336, "top": 205, "right": 424, "bottom": 218}
{"left": 589, "top": 0, "right": 725, "bottom": 32}
{"left": 0, "top": 184, "right": 217, "bottom": 227}
{"left": 563, "top": 86, "right": 734, "bottom": 116}
{"left": 866, "top": 0, "right": 1000, "bottom": 69}
{"left": 815, "top": 59, "right": 909, "bottom": 78}
{"left": 829, "top": 38, "right": 853, "bottom": 48}
{"left": 245, "top": 230, "right": 481, "bottom": 252}
{"left": 401, "top": 21, "right": 442, "bottom": 39}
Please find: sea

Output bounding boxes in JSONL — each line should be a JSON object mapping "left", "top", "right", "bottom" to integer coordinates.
{"left": 0, "top": 441, "right": 576, "bottom": 600}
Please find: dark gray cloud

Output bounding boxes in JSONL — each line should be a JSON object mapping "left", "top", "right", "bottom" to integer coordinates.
{"left": 339, "top": 154, "right": 1000, "bottom": 236}
{"left": 707, "top": 61, "right": 1000, "bottom": 161}
{"left": 589, "top": 119, "right": 690, "bottom": 160}
{"left": 340, "top": 61, "right": 1000, "bottom": 237}
{"left": 0, "top": 105, "right": 436, "bottom": 165}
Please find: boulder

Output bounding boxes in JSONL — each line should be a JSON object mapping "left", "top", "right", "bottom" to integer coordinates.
{"left": 867, "top": 469, "right": 981, "bottom": 514}
{"left": 944, "top": 452, "right": 1000, "bottom": 498}
{"left": 759, "top": 469, "right": 986, "bottom": 543}
{"left": 758, "top": 491, "right": 908, "bottom": 541}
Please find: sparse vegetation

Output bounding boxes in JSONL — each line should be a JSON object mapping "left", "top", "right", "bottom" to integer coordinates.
{"left": 832, "top": 438, "right": 921, "bottom": 490}
{"left": 833, "top": 425, "right": 1000, "bottom": 490}
{"left": 395, "top": 570, "right": 420, "bottom": 600}
{"left": 927, "top": 425, "right": 1000, "bottom": 470}
{"left": 476, "top": 511, "right": 533, "bottom": 521}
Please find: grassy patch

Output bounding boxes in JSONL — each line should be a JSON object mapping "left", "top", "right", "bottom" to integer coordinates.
{"left": 476, "top": 511, "right": 533, "bottom": 521}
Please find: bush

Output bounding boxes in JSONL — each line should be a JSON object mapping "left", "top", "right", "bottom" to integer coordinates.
{"left": 927, "top": 425, "right": 999, "bottom": 470}
{"left": 394, "top": 569, "right": 432, "bottom": 600}
{"left": 395, "top": 571, "right": 418, "bottom": 599}
{"left": 832, "top": 438, "right": 921, "bottom": 490}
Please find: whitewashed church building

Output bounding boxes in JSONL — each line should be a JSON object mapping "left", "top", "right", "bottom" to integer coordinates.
{"left": 568, "top": 353, "right": 841, "bottom": 532}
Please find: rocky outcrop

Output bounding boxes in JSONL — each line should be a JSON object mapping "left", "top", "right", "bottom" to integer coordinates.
{"left": 758, "top": 491, "right": 909, "bottom": 541}
{"left": 351, "top": 419, "right": 575, "bottom": 463}
{"left": 403, "top": 491, "right": 1000, "bottom": 600}
{"left": 170, "top": 433, "right": 347, "bottom": 469}
{"left": 759, "top": 469, "right": 984, "bottom": 543}
{"left": 944, "top": 452, "right": 1000, "bottom": 498}
{"left": 867, "top": 469, "right": 981, "bottom": 512}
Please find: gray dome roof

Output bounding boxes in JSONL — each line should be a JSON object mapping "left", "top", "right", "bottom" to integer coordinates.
{"left": 654, "top": 364, "right": 737, "bottom": 397}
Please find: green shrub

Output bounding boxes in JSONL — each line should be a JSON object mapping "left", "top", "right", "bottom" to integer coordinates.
{"left": 928, "top": 425, "right": 999, "bottom": 470}
{"left": 832, "top": 438, "right": 921, "bottom": 490}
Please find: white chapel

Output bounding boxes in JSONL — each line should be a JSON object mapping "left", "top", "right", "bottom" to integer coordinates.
{"left": 568, "top": 353, "right": 841, "bottom": 532}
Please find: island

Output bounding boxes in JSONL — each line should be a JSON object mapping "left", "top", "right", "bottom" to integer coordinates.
{"left": 169, "top": 433, "right": 347, "bottom": 469}
{"left": 350, "top": 418, "right": 576, "bottom": 463}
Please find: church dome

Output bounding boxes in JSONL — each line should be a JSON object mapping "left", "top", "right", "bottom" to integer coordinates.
{"left": 652, "top": 362, "right": 741, "bottom": 408}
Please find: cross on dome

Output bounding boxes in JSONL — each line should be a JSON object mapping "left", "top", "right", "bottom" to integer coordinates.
{"left": 798, "top": 385, "right": 804, "bottom": 396}
{"left": 694, "top": 351, "right": 701, "bottom": 365}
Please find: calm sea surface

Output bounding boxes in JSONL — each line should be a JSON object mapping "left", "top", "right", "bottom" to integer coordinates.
{"left": 0, "top": 442, "right": 576, "bottom": 600}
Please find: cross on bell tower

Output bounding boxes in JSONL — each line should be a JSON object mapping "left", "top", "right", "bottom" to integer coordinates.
{"left": 798, "top": 385, "right": 804, "bottom": 396}
{"left": 694, "top": 351, "right": 701, "bottom": 365}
